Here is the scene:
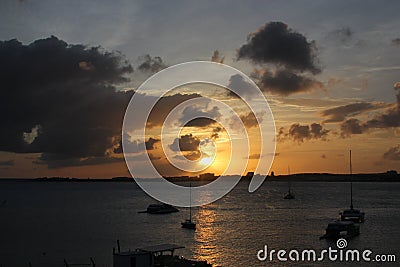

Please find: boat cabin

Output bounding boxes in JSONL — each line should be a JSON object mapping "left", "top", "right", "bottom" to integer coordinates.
{"left": 339, "top": 208, "right": 365, "bottom": 223}
{"left": 113, "top": 244, "right": 184, "bottom": 267}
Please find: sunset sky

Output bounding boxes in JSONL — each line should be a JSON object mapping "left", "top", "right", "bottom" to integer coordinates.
{"left": 1, "top": 0, "right": 400, "bottom": 178}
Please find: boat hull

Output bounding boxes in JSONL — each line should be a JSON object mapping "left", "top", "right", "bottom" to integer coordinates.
{"left": 181, "top": 220, "right": 196, "bottom": 229}
{"left": 320, "top": 221, "right": 360, "bottom": 240}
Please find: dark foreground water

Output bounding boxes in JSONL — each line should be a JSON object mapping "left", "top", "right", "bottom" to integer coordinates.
{"left": 0, "top": 180, "right": 399, "bottom": 267}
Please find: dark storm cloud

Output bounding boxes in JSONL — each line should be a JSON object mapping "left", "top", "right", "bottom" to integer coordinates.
{"left": 278, "top": 123, "right": 329, "bottom": 143}
{"left": 146, "top": 93, "right": 201, "bottom": 128}
{"left": 169, "top": 134, "right": 200, "bottom": 152}
{"left": 0, "top": 36, "right": 149, "bottom": 168}
{"left": 0, "top": 37, "right": 133, "bottom": 164}
{"left": 238, "top": 21, "right": 320, "bottom": 74}
{"left": 179, "top": 105, "right": 221, "bottom": 127}
{"left": 0, "top": 160, "right": 14, "bottom": 166}
{"left": 228, "top": 69, "right": 322, "bottom": 97}
{"left": 137, "top": 54, "right": 167, "bottom": 73}
{"left": 236, "top": 21, "right": 324, "bottom": 96}
{"left": 211, "top": 50, "right": 224, "bottom": 63}
{"left": 322, "top": 102, "right": 388, "bottom": 123}
{"left": 392, "top": 38, "right": 400, "bottom": 46}
{"left": 383, "top": 145, "right": 400, "bottom": 161}
{"left": 259, "top": 69, "right": 323, "bottom": 96}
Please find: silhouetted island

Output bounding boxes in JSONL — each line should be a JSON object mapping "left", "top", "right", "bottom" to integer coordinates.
{"left": 0, "top": 170, "right": 399, "bottom": 182}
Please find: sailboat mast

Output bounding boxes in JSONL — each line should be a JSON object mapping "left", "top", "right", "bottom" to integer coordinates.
{"left": 189, "top": 181, "right": 192, "bottom": 220}
{"left": 350, "top": 150, "right": 353, "bottom": 210}
{"left": 288, "top": 165, "right": 291, "bottom": 193}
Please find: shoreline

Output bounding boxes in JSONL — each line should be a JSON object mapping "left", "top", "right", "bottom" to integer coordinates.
{"left": 0, "top": 172, "right": 399, "bottom": 183}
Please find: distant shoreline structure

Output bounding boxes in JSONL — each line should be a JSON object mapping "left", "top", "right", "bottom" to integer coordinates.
{"left": 0, "top": 170, "right": 399, "bottom": 182}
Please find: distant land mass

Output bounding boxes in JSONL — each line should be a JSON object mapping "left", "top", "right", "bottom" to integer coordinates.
{"left": 0, "top": 170, "right": 399, "bottom": 182}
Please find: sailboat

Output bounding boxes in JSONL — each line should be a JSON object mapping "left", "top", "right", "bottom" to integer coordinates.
{"left": 339, "top": 150, "right": 365, "bottom": 223}
{"left": 181, "top": 181, "right": 196, "bottom": 229}
{"left": 284, "top": 166, "right": 295, "bottom": 199}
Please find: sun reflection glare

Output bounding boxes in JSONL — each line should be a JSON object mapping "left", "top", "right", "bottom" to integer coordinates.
{"left": 193, "top": 206, "right": 220, "bottom": 266}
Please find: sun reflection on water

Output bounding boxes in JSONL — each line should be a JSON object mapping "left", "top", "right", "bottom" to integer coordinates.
{"left": 193, "top": 206, "right": 220, "bottom": 266}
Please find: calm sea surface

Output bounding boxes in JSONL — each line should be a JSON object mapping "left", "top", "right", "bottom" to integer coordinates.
{"left": 0, "top": 180, "right": 399, "bottom": 267}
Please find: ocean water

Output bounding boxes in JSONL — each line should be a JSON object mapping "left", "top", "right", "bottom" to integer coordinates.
{"left": 0, "top": 180, "right": 399, "bottom": 267}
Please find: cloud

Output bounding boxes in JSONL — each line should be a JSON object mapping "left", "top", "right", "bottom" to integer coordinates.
{"left": 258, "top": 68, "right": 323, "bottom": 96}
{"left": 114, "top": 134, "right": 160, "bottom": 154}
{"left": 145, "top": 137, "right": 160, "bottom": 150}
{"left": 383, "top": 145, "right": 400, "bottom": 161}
{"left": 392, "top": 38, "right": 400, "bottom": 46}
{"left": 236, "top": 21, "right": 324, "bottom": 96}
{"left": 240, "top": 111, "right": 264, "bottom": 128}
{"left": 34, "top": 153, "right": 124, "bottom": 169}
{"left": 226, "top": 74, "right": 255, "bottom": 98}
{"left": 211, "top": 127, "right": 222, "bottom": 139}
{"left": 179, "top": 105, "right": 221, "bottom": 127}
{"left": 0, "top": 36, "right": 139, "bottom": 168}
{"left": 247, "top": 153, "right": 261, "bottom": 159}
{"left": 173, "top": 151, "right": 201, "bottom": 161}
{"left": 169, "top": 134, "right": 200, "bottom": 152}
{"left": 228, "top": 70, "right": 322, "bottom": 97}
{"left": 339, "top": 85, "right": 400, "bottom": 136}
{"left": 0, "top": 37, "right": 134, "bottom": 163}
{"left": 279, "top": 123, "right": 329, "bottom": 143}
{"left": 146, "top": 93, "right": 201, "bottom": 128}
{"left": 322, "top": 102, "right": 389, "bottom": 123}
{"left": 137, "top": 54, "right": 167, "bottom": 73}
{"left": 78, "top": 61, "right": 94, "bottom": 71}
{"left": 124, "top": 153, "right": 162, "bottom": 162}
{"left": 238, "top": 21, "right": 320, "bottom": 74}
{"left": 0, "top": 160, "right": 14, "bottom": 166}
{"left": 340, "top": 119, "right": 364, "bottom": 137}
{"left": 211, "top": 50, "right": 224, "bottom": 63}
